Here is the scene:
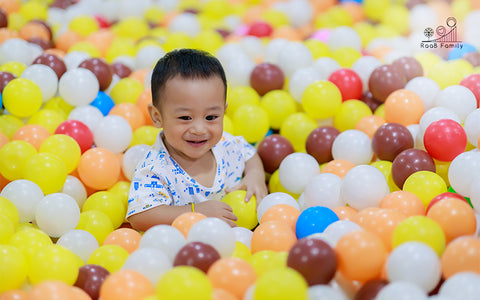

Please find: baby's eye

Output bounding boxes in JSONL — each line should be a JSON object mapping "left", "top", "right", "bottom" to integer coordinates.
{"left": 179, "top": 116, "right": 191, "bottom": 120}
{"left": 206, "top": 115, "right": 218, "bottom": 121}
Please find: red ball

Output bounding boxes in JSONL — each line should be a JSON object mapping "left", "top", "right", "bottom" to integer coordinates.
{"left": 426, "top": 192, "right": 469, "bottom": 213}
{"left": 249, "top": 63, "right": 285, "bottom": 96}
{"left": 247, "top": 21, "right": 273, "bottom": 38}
{"left": 257, "top": 134, "right": 294, "bottom": 174}
{"left": 460, "top": 73, "right": 480, "bottom": 108}
{"left": 55, "top": 120, "right": 94, "bottom": 153}
{"left": 423, "top": 119, "right": 467, "bottom": 162}
{"left": 328, "top": 68, "right": 363, "bottom": 101}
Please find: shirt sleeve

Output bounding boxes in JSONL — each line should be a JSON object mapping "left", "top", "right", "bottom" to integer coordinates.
{"left": 126, "top": 151, "right": 172, "bottom": 218}
{"left": 224, "top": 132, "right": 256, "bottom": 162}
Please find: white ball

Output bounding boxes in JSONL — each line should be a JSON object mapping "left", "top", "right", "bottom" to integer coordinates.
{"left": 216, "top": 43, "right": 248, "bottom": 66}
{"left": 240, "top": 36, "right": 264, "bottom": 62}
{"left": 288, "top": 67, "right": 323, "bottom": 103}
{"left": 312, "top": 57, "right": 341, "bottom": 80}
{"left": 139, "top": 224, "right": 186, "bottom": 261}
{"left": 168, "top": 13, "right": 201, "bottom": 37}
{"left": 224, "top": 55, "right": 255, "bottom": 88}
{"left": 232, "top": 226, "right": 253, "bottom": 250}
{"left": 419, "top": 107, "right": 460, "bottom": 133}
{"left": 332, "top": 129, "right": 373, "bottom": 165}
{"left": 122, "top": 144, "right": 151, "bottom": 180}
{"left": 35, "top": 193, "right": 81, "bottom": 238}
{"left": 122, "top": 247, "right": 172, "bottom": 285}
{"left": 63, "top": 51, "right": 91, "bottom": 70}
{"left": 93, "top": 115, "right": 133, "bottom": 154}
{"left": 376, "top": 281, "right": 428, "bottom": 300}
{"left": 435, "top": 85, "right": 477, "bottom": 123}
{"left": 112, "top": 55, "right": 135, "bottom": 70}
{"left": 279, "top": 152, "right": 320, "bottom": 194}
{"left": 405, "top": 77, "right": 441, "bottom": 111}
{"left": 282, "top": 0, "right": 313, "bottom": 28}
{"left": 0, "top": 179, "right": 44, "bottom": 223}
{"left": 21, "top": 64, "right": 58, "bottom": 102}
{"left": 469, "top": 176, "right": 480, "bottom": 214}
{"left": 303, "top": 173, "right": 343, "bottom": 210}
{"left": 351, "top": 55, "right": 382, "bottom": 92}
{"left": 256, "top": 192, "right": 300, "bottom": 223}
{"left": 340, "top": 165, "right": 389, "bottom": 210}
{"left": 308, "top": 284, "right": 348, "bottom": 300}
{"left": 135, "top": 45, "right": 165, "bottom": 70}
{"left": 61, "top": 175, "right": 87, "bottom": 209}
{"left": 386, "top": 241, "right": 442, "bottom": 293}
{"left": 328, "top": 26, "right": 362, "bottom": 51}
{"left": 68, "top": 105, "right": 104, "bottom": 132}
{"left": 463, "top": 109, "right": 480, "bottom": 147}
{"left": 407, "top": 124, "right": 421, "bottom": 149}
{"left": 439, "top": 272, "right": 480, "bottom": 300}
{"left": 59, "top": 68, "right": 99, "bottom": 106}
{"left": 409, "top": 4, "right": 438, "bottom": 32}
{"left": 57, "top": 229, "right": 99, "bottom": 263}
{"left": 263, "top": 38, "right": 289, "bottom": 64}
{"left": 187, "top": 217, "right": 236, "bottom": 258}
{"left": 322, "top": 220, "right": 362, "bottom": 247}
{"left": 277, "top": 41, "right": 313, "bottom": 77}
{"left": 0, "top": 38, "right": 36, "bottom": 65}
{"left": 448, "top": 150, "right": 480, "bottom": 197}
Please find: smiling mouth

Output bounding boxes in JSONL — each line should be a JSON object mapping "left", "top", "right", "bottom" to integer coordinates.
{"left": 187, "top": 140, "right": 207, "bottom": 146}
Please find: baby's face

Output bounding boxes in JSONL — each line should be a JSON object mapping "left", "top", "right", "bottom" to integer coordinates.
{"left": 152, "top": 75, "right": 226, "bottom": 161}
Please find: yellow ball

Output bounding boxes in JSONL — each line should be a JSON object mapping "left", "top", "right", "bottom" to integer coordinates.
{"left": 202, "top": 0, "right": 230, "bottom": 20}
{"left": 2, "top": 78, "right": 42, "bottom": 118}
{"left": 354, "top": 22, "right": 378, "bottom": 47}
{"left": 314, "top": 6, "right": 353, "bottom": 28}
{"left": 381, "top": 5, "right": 409, "bottom": 35}
{"left": 43, "top": 96, "right": 74, "bottom": 119}
{"left": 69, "top": 41, "right": 101, "bottom": 57}
{"left": 82, "top": 191, "right": 126, "bottom": 229}
{"left": 232, "top": 241, "right": 252, "bottom": 261}
{"left": 39, "top": 134, "right": 81, "bottom": 174}
{"left": 0, "top": 114, "right": 24, "bottom": 139}
{"left": 232, "top": 104, "right": 270, "bottom": 144}
{"left": 268, "top": 170, "right": 300, "bottom": 199}
{"left": 193, "top": 30, "right": 223, "bottom": 54}
{"left": 402, "top": 171, "right": 447, "bottom": 209}
{"left": 434, "top": 159, "right": 451, "bottom": 187}
{"left": 87, "top": 245, "right": 129, "bottom": 273}
{"left": 334, "top": 100, "right": 372, "bottom": 132}
{"left": 331, "top": 47, "right": 362, "bottom": 68}
{"left": 9, "top": 227, "right": 53, "bottom": 264}
{"left": 254, "top": 267, "right": 308, "bottom": 300}
{"left": 131, "top": 126, "right": 161, "bottom": 146}
{"left": 223, "top": 115, "right": 234, "bottom": 135}
{"left": 108, "top": 180, "right": 131, "bottom": 209}
{"left": 69, "top": 15, "right": 100, "bottom": 37}
{"left": 23, "top": 153, "right": 67, "bottom": 195}
{"left": 262, "top": 9, "right": 289, "bottom": 28}
{"left": 370, "top": 160, "right": 400, "bottom": 192}
{"left": 27, "top": 109, "right": 66, "bottom": 134}
{"left": 226, "top": 86, "right": 261, "bottom": 118}
{"left": 7, "top": 12, "right": 26, "bottom": 31}
{"left": 222, "top": 190, "right": 258, "bottom": 229}
{"left": 414, "top": 52, "right": 442, "bottom": 75}
{"left": 0, "top": 196, "right": 19, "bottom": 228}
{"left": 0, "top": 140, "right": 37, "bottom": 181}
{"left": 364, "top": 0, "right": 390, "bottom": 22}
{"left": 0, "top": 214, "right": 15, "bottom": 244}
{"left": 0, "top": 245, "right": 28, "bottom": 292}
{"left": 162, "top": 32, "right": 193, "bottom": 52}
{"left": 76, "top": 210, "right": 114, "bottom": 244}
{"left": 145, "top": 6, "right": 165, "bottom": 25}
{"left": 374, "top": 104, "right": 385, "bottom": 118}
{"left": 156, "top": 266, "right": 213, "bottom": 300}
{"left": 0, "top": 61, "right": 27, "bottom": 77}
{"left": 29, "top": 244, "right": 79, "bottom": 285}
{"left": 112, "top": 17, "right": 149, "bottom": 40}
{"left": 279, "top": 112, "right": 317, "bottom": 153}
{"left": 105, "top": 38, "right": 136, "bottom": 63}
{"left": 260, "top": 90, "right": 297, "bottom": 130}
{"left": 249, "top": 250, "right": 287, "bottom": 276}
{"left": 110, "top": 78, "right": 144, "bottom": 104}
{"left": 392, "top": 216, "right": 446, "bottom": 256}
{"left": 427, "top": 62, "right": 463, "bottom": 89}
{"left": 19, "top": 1, "right": 48, "bottom": 21}
{"left": 304, "top": 39, "right": 331, "bottom": 59}
{"left": 302, "top": 80, "right": 342, "bottom": 120}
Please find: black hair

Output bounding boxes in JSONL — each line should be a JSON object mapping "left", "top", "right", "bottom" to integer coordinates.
{"left": 150, "top": 48, "right": 227, "bottom": 106}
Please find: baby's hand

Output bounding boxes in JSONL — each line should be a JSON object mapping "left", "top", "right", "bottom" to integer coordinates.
{"left": 227, "top": 173, "right": 268, "bottom": 205}
{"left": 195, "top": 200, "right": 238, "bottom": 227}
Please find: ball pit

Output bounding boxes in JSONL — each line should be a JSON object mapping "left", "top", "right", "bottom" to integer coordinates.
{"left": 1, "top": 0, "right": 480, "bottom": 299}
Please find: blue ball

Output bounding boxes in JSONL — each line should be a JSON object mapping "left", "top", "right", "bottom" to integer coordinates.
{"left": 447, "top": 43, "right": 477, "bottom": 60}
{"left": 295, "top": 206, "right": 339, "bottom": 239}
{"left": 0, "top": 92, "right": 3, "bottom": 109}
{"left": 90, "top": 91, "right": 115, "bottom": 116}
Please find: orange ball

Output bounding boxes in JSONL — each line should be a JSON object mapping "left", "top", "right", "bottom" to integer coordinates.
{"left": 85, "top": 29, "right": 114, "bottom": 57}
{"left": 384, "top": 89, "right": 425, "bottom": 126}
{"left": 28, "top": 281, "right": 76, "bottom": 300}
{"left": 207, "top": 258, "right": 257, "bottom": 300}
{"left": 12, "top": 124, "right": 51, "bottom": 151}
{"left": 321, "top": 159, "right": 356, "bottom": 179}
{"left": 71, "top": 287, "right": 92, "bottom": 300}
{"left": 136, "top": 89, "right": 153, "bottom": 126}
{"left": 212, "top": 288, "right": 238, "bottom": 300}
{"left": 441, "top": 236, "right": 480, "bottom": 279}
{"left": 54, "top": 30, "right": 84, "bottom": 53}
{"left": 0, "top": 28, "right": 19, "bottom": 45}
{"left": 272, "top": 26, "right": 302, "bottom": 41}
{"left": 335, "top": 230, "right": 388, "bottom": 282}
{"left": 362, "top": 208, "right": 407, "bottom": 252}
{"left": 129, "top": 69, "right": 149, "bottom": 85}
{"left": 109, "top": 103, "right": 146, "bottom": 131}
{"left": 0, "top": 0, "right": 20, "bottom": 14}
{"left": 352, "top": 207, "right": 382, "bottom": 227}
{"left": 103, "top": 228, "right": 142, "bottom": 254}
{"left": 0, "top": 132, "right": 10, "bottom": 149}
{"left": 0, "top": 290, "right": 28, "bottom": 300}
{"left": 260, "top": 204, "right": 300, "bottom": 232}
{"left": 355, "top": 115, "right": 385, "bottom": 139}
{"left": 77, "top": 147, "right": 120, "bottom": 190}
{"left": 171, "top": 212, "right": 207, "bottom": 238}
{"left": 99, "top": 270, "right": 155, "bottom": 300}
{"left": 19, "top": 22, "right": 51, "bottom": 42}
{"left": 426, "top": 198, "right": 477, "bottom": 243}
{"left": 332, "top": 206, "right": 358, "bottom": 221}
{"left": 251, "top": 220, "right": 297, "bottom": 253}
{"left": 379, "top": 191, "right": 426, "bottom": 217}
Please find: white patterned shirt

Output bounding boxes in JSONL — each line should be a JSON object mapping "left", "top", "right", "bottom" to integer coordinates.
{"left": 127, "top": 131, "right": 255, "bottom": 218}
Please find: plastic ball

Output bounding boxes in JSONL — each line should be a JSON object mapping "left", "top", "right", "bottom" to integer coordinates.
{"left": 464, "top": 109, "right": 480, "bottom": 147}
{"left": 173, "top": 241, "right": 220, "bottom": 273}
{"left": 207, "top": 257, "right": 257, "bottom": 299}
{"left": 0, "top": 196, "right": 19, "bottom": 229}
{"left": 23, "top": 152, "right": 67, "bottom": 195}
{"left": 121, "top": 144, "right": 150, "bottom": 181}
{"left": 372, "top": 122, "right": 414, "bottom": 162}
{"left": 35, "top": 193, "right": 80, "bottom": 238}
{"left": 435, "top": 85, "right": 477, "bottom": 123}
{"left": 59, "top": 68, "right": 99, "bottom": 106}
{"left": 74, "top": 264, "right": 110, "bottom": 300}
{"left": 103, "top": 228, "right": 142, "bottom": 254}
{"left": 391, "top": 56, "right": 423, "bottom": 82}
{"left": 9, "top": 226, "right": 52, "bottom": 264}
{"left": 368, "top": 64, "right": 407, "bottom": 102}
{"left": 277, "top": 41, "right": 313, "bottom": 77}
{"left": 333, "top": 100, "right": 372, "bottom": 132}
{"left": 391, "top": 148, "right": 435, "bottom": 189}
{"left": 305, "top": 126, "right": 340, "bottom": 165}
{"left": 332, "top": 129, "right": 373, "bottom": 165}
{"left": 320, "top": 220, "right": 362, "bottom": 248}
{"left": 441, "top": 236, "right": 480, "bottom": 279}
{"left": 288, "top": 66, "right": 323, "bottom": 103}
{"left": 88, "top": 244, "right": 129, "bottom": 274}
{"left": 109, "top": 102, "right": 146, "bottom": 131}
{"left": 449, "top": 150, "right": 480, "bottom": 198}
{"left": 232, "top": 104, "right": 269, "bottom": 144}
{"left": 221, "top": 190, "right": 257, "bottom": 229}
{"left": 77, "top": 147, "right": 120, "bottom": 190}
{"left": 375, "top": 281, "right": 427, "bottom": 300}
{"left": 249, "top": 62, "right": 284, "bottom": 96}
{"left": 353, "top": 279, "right": 388, "bottom": 300}
{"left": 93, "top": 115, "right": 133, "bottom": 154}
{"left": 384, "top": 89, "right": 425, "bottom": 126}
{"left": 140, "top": 225, "right": 186, "bottom": 261}
{"left": 260, "top": 90, "right": 296, "bottom": 130}
{"left": 328, "top": 68, "right": 363, "bottom": 101}
{"left": 0, "top": 179, "right": 44, "bottom": 223}
{"left": 20, "top": 63, "right": 58, "bottom": 102}
{"left": 82, "top": 191, "right": 125, "bottom": 229}
{"left": 296, "top": 206, "right": 339, "bottom": 239}
{"left": 2, "top": 78, "right": 42, "bottom": 118}
{"left": 260, "top": 204, "right": 300, "bottom": 234}
{"left": 0, "top": 140, "right": 37, "bottom": 181}
{"left": 187, "top": 217, "right": 236, "bottom": 258}
{"left": 0, "top": 245, "right": 28, "bottom": 292}
{"left": 320, "top": 159, "right": 355, "bottom": 179}
{"left": 122, "top": 247, "right": 171, "bottom": 286}
{"left": 251, "top": 220, "right": 297, "bottom": 253}
{"left": 439, "top": 272, "right": 480, "bottom": 300}
{"left": 279, "top": 112, "right": 318, "bottom": 153}
{"left": 302, "top": 80, "right": 342, "bottom": 120}
{"left": 403, "top": 170, "right": 447, "bottom": 209}
{"left": 460, "top": 74, "right": 480, "bottom": 107}
{"left": 99, "top": 269, "right": 154, "bottom": 300}
{"left": 156, "top": 266, "right": 213, "bottom": 300}
{"left": 254, "top": 267, "right": 308, "bottom": 300}
{"left": 278, "top": 152, "right": 320, "bottom": 195}
{"left": 423, "top": 119, "right": 467, "bottom": 162}
{"left": 303, "top": 173, "right": 343, "bottom": 211}
{"left": 39, "top": 134, "right": 81, "bottom": 174}
{"left": 27, "top": 108, "right": 65, "bottom": 135}
{"left": 55, "top": 119, "right": 93, "bottom": 153}
{"left": 249, "top": 250, "right": 287, "bottom": 276}
{"left": 257, "top": 134, "right": 294, "bottom": 174}
{"left": 57, "top": 229, "right": 99, "bottom": 264}
{"left": 76, "top": 210, "right": 114, "bottom": 245}
{"left": 256, "top": 192, "right": 299, "bottom": 224}
{"left": 379, "top": 191, "right": 426, "bottom": 217}
{"left": 29, "top": 244, "right": 80, "bottom": 285}
{"left": 404, "top": 76, "right": 441, "bottom": 111}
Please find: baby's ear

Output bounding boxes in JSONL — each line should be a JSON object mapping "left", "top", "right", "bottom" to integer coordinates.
{"left": 147, "top": 103, "right": 162, "bottom": 128}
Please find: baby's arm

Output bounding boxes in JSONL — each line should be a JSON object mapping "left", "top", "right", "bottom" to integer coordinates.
{"left": 128, "top": 201, "right": 238, "bottom": 231}
{"left": 227, "top": 152, "right": 268, "bottom": 203}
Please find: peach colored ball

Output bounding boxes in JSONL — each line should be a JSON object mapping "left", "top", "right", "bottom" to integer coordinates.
{"left": 332, "top": 206, "right": 358, "bottom": 221}
{"left": 355, "top": 115, "right": 386, "bottom": 139}
{"left": 260, "top": 204, "right": 300, "bottom": 232}
{"left": 77, "top": 147, "right": 120, "bottom": 190}
{"left": 384, "top": 89, "right": 425, "bottom": 126}
{"left": 441, "top": 236, "right": 480, "bottom": 279}
{"left": 362, "top": 209, "right": 407, "bottom": 252}
{"left": 12, "top": 124, "right": 51, "bottom": 151}
{"left": 103, "top": 228, "right": 142, "bottom": 254}
{"left": 207, "top": 258, "right": 257, "bottom": 300}
{"left": 379, "top": 190, "right": 426, "bottom": 217}
{"left": 109, "top": 103, "right": 146, "bottom": 131}
{"left": 99, "top": 270, "right": 155, "bottom": 300}
{"left": 251, "top": 220, "right": 297, "bottom": 253}
{"left": 321, "top": 159, "right": 356, "bottom": 179}
{"left": 171, "top": 212, "right": 207, "bottom": 238}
